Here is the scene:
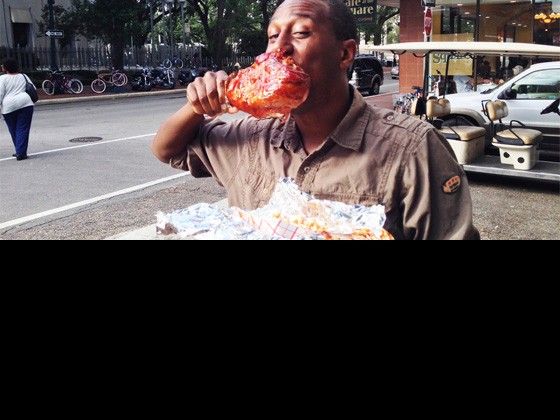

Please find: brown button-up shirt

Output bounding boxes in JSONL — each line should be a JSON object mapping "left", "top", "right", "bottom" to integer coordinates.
{"left": 170, "top": 88, "right": 480, "bottom": 240}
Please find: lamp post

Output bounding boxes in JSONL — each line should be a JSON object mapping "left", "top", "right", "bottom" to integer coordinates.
{"left": 146, "top": 0, "right": 156, "bottom": 66}
{"left": 47, "top": 0, "right": 58, "bottom": 71}
{"left": 164, "top": 0, "right": 174, "bottom": 60}
{"left": 178, "top": 0, "right": 186, "bottom": 60}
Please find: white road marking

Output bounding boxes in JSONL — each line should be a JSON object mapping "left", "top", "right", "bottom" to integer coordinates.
{"left": 0, "top": 133, "right": 156, "bottom": 162}
{"left": 0, "top": 172, "right": 190, "bottom": 230}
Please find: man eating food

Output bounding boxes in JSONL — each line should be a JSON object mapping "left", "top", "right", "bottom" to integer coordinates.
{"left": 152, "top": 0, "right": 480, "bottom": 240}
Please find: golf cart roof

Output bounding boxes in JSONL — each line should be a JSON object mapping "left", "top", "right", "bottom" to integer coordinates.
{"left": 373, "top": 42, "right": 560, "bottom": 58}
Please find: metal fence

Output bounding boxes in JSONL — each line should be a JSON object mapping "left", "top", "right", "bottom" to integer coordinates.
{"left": 0, "top": 45, "right": 255, "bottom": 72}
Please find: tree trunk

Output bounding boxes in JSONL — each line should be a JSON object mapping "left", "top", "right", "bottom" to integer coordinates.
{"left": 261, "top": 0, "right": 271, "bottom": 30}
{"left": 112, "top": 37, "right": 125, "bottom": 70}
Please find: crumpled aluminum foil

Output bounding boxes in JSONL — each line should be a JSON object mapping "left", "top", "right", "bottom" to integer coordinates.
{"left": 156, "top": 178, "right": 389, "bottom": 240}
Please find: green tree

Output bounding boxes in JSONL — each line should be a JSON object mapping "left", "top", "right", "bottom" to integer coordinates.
{"left": 70, "top": 0, "right": 147, "bottom": 69}
{"left": 187, "top": 0, "right": 283, "bottom": 64}
{"left": 38, "top": 0, "right": 286, "bottom": 68}
{"left": 361, "top": 6, "right": 400, "bottom": 45}
{"left": 39, "top": 4, "right": 79, "bottom": 48}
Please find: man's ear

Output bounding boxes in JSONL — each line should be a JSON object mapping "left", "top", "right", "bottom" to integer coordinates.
{"left": 340, "top": 39, "right": 357, "bottom": 70}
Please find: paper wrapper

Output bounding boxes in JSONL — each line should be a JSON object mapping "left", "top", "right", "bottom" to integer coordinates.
{"left": 156, "top": 178, "right": 393, "bottom": 240}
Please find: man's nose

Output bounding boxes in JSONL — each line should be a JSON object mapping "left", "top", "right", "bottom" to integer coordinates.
{"left": 274, "top": 31, "right": 294, "bottom": 55}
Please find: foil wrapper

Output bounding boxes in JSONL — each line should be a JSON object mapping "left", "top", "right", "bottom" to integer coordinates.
{"left": 156, "top": 178, "right": 392, "bottom": 240}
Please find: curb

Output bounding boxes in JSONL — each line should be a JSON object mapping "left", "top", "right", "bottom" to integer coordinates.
{"left": 35, "top": 87, "right": 187, "bottom": 106}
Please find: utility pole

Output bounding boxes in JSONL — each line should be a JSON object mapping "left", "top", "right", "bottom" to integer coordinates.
{"left": 179, "top": 0, "right": 186, "bottom": 59}
{"left": 147, "top": 0, "right": 156, "bottom": 66}
{"left": 48, "top": 0, "right": 58, "bottom": 71}
{"left": 163, "top": 0, "right": 174, "bottom": 60}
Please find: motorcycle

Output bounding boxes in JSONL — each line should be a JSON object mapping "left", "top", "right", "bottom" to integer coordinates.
{"left": 130, "top": 66, "right": 153, "bottom": 92}
{"left": 178, "top": 67, "right": 198, "bottom": 86}
{"left": 150, "top": 67, "right": 176, "bottom": 90}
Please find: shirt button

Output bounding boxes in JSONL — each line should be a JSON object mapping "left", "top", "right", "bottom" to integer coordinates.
{"left": 304, "top": 167, "right": 311, "bottom": 173}
{"left": 387, "top": 115, "right": 394, "bottom": 121}
{"left": 263, "top": 188, "right": 269, "bottom": 194}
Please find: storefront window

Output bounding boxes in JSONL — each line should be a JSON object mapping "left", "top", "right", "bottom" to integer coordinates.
{"left": 433, "top": 1, "right": 477, "bottom": 42}
{"left": 479, "top": 0, "right": 533, "bottom": 43}
{"left": 534, "top": 0, "right": 560, "bottom": 45}
{"left": 430, "top": 0, "right": 559, "bottom": 89}
{"left": 433, "top": 1, "right": 560, "bottom": 45}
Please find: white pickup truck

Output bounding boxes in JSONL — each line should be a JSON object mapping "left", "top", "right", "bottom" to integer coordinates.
{"left": 444, "top": 61, "right": 560, "bottom": 162}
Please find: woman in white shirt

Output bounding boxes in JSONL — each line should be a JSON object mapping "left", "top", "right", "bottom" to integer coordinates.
{"left": 0, "top": 57, "right": 35, "bottom": 161}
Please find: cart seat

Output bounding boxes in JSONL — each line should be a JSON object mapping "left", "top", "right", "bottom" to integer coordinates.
{"left": 426, "top": 98, "right": 451, "bottom": 118}
{"left": 492, "top": 128, "right": 542, "bottom": 145}
{"left": 426, "top": 98, "right": 486, "bottom": 164}
{"left": 441, "top": 125, "right": 486, "bottom": 141}
{"left": 426, "top": 97, "right": 486, "bottom": 141}
{"left": 485, "top": 101, "right": 542, "bottom": 146}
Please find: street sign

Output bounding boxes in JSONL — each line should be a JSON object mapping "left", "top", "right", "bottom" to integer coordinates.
{"left": 45, "top": 30, "right": 64, "bottom": 38}
{"left": 424, "top": 8, "right": 433, "bottom": 37}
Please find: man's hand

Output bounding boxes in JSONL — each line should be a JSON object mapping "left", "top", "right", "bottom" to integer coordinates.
{"left": 186, "top": 71, "right": 238, "bottom": 118}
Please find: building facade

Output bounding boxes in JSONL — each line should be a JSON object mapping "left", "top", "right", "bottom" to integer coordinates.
{"left": 0, "top": 0, "right": 73, "bottom": 49}
{"left": 382, "top": 0, "right": 560, "bottom": 90}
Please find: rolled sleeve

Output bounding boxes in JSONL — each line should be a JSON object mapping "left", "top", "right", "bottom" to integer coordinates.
{"left": 401, "top": 129, "right": 480, "bottom": 240}
{"left": 169, "top": 116, "right": 252, "bottom": 188}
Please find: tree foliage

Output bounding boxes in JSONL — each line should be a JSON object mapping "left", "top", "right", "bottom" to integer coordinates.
{"left": 360, "top": 6, "right": 400, "bottom": 45}
{"left": 40, "top": 1, "right": 399, "bottom": 68}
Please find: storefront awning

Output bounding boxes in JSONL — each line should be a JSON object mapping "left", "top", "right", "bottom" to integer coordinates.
{"left": 373, "top": 42, "right": 560, "bottom": 58}
{"left": 11, "top": 8, "right": 33, "bottom": 24}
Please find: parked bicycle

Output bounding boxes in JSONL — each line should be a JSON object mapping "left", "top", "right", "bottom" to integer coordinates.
{"left": 162, "top": 56, "right": 184, "bottom": 69}
{"left": 91, "top": 68, "right": 128, "bottom": 94}
{"left": 42, "top": 71, "right": 84, "bottom": 95}
{"left": 394, "top": 85, "right": 427, "bottom": 115}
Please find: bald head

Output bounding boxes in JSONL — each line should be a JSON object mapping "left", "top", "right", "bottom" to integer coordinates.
{"left": 276, "top": 0, "right": 358, "bottom": 42}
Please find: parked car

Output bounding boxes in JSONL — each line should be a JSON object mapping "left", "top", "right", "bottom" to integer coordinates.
{"left": 444, "top": 61, "right": 560, "bottom": 161}
{"left": 390, "top": 66, "right": 399, "bottom": 79}
{"left": 348, "top": 55, "right": 384, "bottom": 96}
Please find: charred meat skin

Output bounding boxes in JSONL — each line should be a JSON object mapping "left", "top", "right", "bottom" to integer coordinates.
{"left": 225, "top": 50, "right": 311, "bottom": 120}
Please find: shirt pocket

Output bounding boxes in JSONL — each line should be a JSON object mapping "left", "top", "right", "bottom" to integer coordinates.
{"left": 245, "top": 170, "right": 277, "bottom": 209}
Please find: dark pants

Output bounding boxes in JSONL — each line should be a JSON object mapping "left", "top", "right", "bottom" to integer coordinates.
{"left": 3, "top": 106, "right": 34, "bottom": 156}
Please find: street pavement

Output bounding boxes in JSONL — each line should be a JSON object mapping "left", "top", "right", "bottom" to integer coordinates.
{"left": 9, "top": 76, "right": 557, "bottom": 240}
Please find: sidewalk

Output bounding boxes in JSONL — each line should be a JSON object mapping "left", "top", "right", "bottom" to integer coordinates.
{"left": 35, "top": 84, "right": 188, "bottom": 106}
{"left": 364, "top": 92, "right": 396, "bottom": 110}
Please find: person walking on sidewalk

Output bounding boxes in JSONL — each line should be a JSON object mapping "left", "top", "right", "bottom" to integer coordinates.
{"left": 0, "top": 57, "right": 35, "bottom": 161}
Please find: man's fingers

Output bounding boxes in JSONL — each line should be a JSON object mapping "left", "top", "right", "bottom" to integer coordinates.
{"left": 204, "top": 73, "right": 222, "bottom": 115}
{"left": 186, "top": 73, "right": 230, "bottom": 118}
{"left": 216, "top": 71, "right": 229, "bottom": 111}
{"left": 186, "top": 84, "right": 204, "bottom": 115}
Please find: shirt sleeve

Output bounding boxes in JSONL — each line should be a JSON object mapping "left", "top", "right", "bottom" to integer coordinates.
{"left": 400, "top": 128, "right": 480, "bottom": 240}
{"left": 0, "top": 78, "right": 5, "bottom": 113}
{"left": 169, "top": 116, "right": 253, "bottom": 188}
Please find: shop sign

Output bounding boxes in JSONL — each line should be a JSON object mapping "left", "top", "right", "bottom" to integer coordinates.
{"left": 432, "top": 53, "right": 473, "bottom": 76}
{"left": 346, "top": 0, "right": 377, "bottom": 25}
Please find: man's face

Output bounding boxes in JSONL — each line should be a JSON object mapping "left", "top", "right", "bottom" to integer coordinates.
{"left": 267, "top": 0, "right": 348, "bottom": 105}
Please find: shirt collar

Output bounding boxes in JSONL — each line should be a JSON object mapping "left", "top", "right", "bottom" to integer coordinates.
{"left": 270, "top": 86, "right": 369, "bottom": 152}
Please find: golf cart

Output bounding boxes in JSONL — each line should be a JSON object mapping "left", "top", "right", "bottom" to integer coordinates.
{"left": 374, "top": 42, "right": 560, "bottom": 182}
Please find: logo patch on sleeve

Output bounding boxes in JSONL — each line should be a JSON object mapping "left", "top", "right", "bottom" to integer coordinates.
{"left": 443, "top": 175, "right": 461, "bottom": 194}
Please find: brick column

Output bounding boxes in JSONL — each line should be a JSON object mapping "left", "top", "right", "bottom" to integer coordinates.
{"left": 398, "top": 0, "right": 425, "bottom": 93}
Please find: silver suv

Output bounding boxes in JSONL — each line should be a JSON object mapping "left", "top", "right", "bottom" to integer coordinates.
{"left": 348, "top": 55, "right": 384, "bottom": 96}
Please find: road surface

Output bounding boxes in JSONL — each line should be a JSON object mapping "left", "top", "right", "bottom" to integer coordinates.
{"left": 1, "top": 91, "right": 558, "bottom": 240}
